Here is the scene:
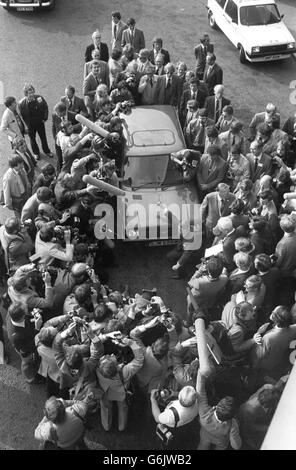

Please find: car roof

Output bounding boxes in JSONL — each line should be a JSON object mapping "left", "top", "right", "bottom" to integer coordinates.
{"left": 120, "top": 105, "right": 186, "bottom": 157}
{"left": 233, "top": 0, "right": 276, "bottom": 6}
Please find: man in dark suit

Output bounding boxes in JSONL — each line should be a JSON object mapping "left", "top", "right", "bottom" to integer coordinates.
{"left": 203, "top": 53, "right": 223, "bottom": 96}
{"left": 154, "top": 54, "right": 166, "bottom": 76}
{"left": 214, "top": 217, "right": 247, "bottom": 271}
{"left": 204, "top": 85, "right": 231, "bottom": 124}
{"left": 52, "top": 102, "right": 67, "bottom": 171}
{"left": 249, "top": 103, "right": 279, "bottom": 140}
{"left": 183, "top": 100, "right": 199, "bottom": 134}
{"left": 148, "top": 37, "right": 170, "bottom": 66}
{"left": 194, "top": 33, "right": 214, "bottom": 80}
{"left": 245, "top": 140, "right": 273, "bottom": 183}
{"left": 179, "top": 78, "right": 207, "bottom": 126}
{"left": 83, "top": 61, "right": 110, "bottom": 117}
{"left": 185, "top": 108, "right": 214, "bottom": 152}
{"left": 85, "top": 29, "right": 109, "bottom": 63}
{"left": 60, "top": 85, "right": 88, "bottom": 124}
{"left": 154, "top": 63, "right": 182, "bottom": 107}
{"left": 201, "top": 183, "right": 236, "bottom": 241}
{"left": 19, "top": 84, "right": 53, "bottom": 160}
{"left": 111, "top": 11, "right": 127, "bottom": 50}
{"left": 196, "top": 145, "right": 227, "bottom": 196}
{"left": 121, "top": 18, "right": 145, "bottom": 53}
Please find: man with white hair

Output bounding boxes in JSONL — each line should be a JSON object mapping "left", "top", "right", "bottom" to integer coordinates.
{"left": 150, "top": 385, "right": 199, "bottom": 449}
{"left": 138, "top": 65, "right": 158, "bottom": 105}
{"left": 136, "top": 48, "right": 153, "bottom": 74}
{"left": 201, "top": 182, "right": 235, "bottom": 243}
{"left": 154, "top": 63, "right": 182, "bottom": 107}
{"left": 214, "top": 216, "right": 247, "bottom": 271}
{"left": 84, "top": 29, "right": 109, "bottom": 63}
{"left": 249, "top": 103, "right": 280, "bottom": 141}
{"left": 204, "top": 85, "right": 231, "bottom": 124}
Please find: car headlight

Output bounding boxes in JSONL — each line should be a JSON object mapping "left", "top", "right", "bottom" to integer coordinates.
{"left": 251, "top": 46, "right": 261, "bottom": 54}
{"left": 287, "top": 42, "right": 295, "bottom": 49}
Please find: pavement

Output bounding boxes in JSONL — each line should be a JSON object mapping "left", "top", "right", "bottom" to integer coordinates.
{"left": 0, "top": 0, "right": 295, "bottom": 450}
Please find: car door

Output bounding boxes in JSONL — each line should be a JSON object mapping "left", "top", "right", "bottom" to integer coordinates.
{"left": 222, "top": 0, "right": 240, "bottom": 46}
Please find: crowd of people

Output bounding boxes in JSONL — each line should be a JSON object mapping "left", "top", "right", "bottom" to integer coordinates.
{"left": 1, "top": 10, "right": 296, "bottom": 451}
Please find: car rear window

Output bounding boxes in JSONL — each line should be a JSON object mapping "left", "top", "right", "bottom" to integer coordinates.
{"left": 132, "top": 130, "right": 175, "bottom": 147}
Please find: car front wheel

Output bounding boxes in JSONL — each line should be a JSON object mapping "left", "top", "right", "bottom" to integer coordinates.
{"left": 239, "top": 45, "right": 247, "bottom": 64}
{"left": 208, "top": 11, "right": 217, "bottom": 29}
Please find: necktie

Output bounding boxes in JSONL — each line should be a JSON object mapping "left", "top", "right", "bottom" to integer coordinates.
{"left": 254, "top": 156, "right": 258, "bottom": 173}
{"left": 220, "top": 198, "right": 225, "bottom": 215}
{"left": 166, "top": 78, "right": 171, "bottom": 89}
{"left": 150, "top": 78, "right": 153, "bottom": 88}
{"left": 113, "top": 23, "right": 117, "bottom": 38}
{"left": 215, "top": 99, "right": 220, "bottom": 123}
{"left": 131, "top": 31, "right": 134, "bottom": 44}
{"left": 14, "top": 110, "right": 25, "bottom": 135}
{"left": 197, "top": 123, "right": 205, "bottom": 146}
{"left": 68, "top": 99, "right": 72, "bottom": 109}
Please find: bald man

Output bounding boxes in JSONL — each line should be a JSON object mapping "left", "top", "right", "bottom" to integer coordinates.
{"left": 204, "top": 85, "right": 231, "bottom": 124}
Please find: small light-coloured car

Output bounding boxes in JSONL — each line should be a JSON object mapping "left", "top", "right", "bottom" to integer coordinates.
{"left": 207, "top": 0, "right": 296, "bottom": 63}
{"left": 118, "top": 105, "right": 200, "bottom": 245}
{"left": 0, "top": 0, "right": 55, "bottom": 11}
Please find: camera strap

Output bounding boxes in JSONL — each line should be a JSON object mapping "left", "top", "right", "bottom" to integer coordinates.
{"left": 168, "top": 406, "right": 180, "bottom": 428}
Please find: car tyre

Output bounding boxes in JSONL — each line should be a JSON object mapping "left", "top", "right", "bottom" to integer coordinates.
{"left": 239, "top": 45, "right": 247, "bottom": 64}
{"left": 208, "top": 11, "right": 217, "bottom": 30}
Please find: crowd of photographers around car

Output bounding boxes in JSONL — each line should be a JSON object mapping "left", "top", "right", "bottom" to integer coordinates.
{"left": 1, "top": 10, "right": 296, "bottom": 451}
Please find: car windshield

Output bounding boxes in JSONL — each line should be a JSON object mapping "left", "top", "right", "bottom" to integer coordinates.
{"left": 122, "top": 155, "right": 184, "bottom": 188}
{"left": 240, "top": 4, "right": 281, "bottom": 26}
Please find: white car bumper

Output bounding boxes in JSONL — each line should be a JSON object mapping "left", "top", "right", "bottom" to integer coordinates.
{"left": 0, "top": 1, "right": 52, "bottom": 7}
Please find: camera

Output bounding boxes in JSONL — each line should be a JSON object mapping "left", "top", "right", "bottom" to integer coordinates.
{"left": 31, "top": 308, "right": 42, "bottom": 319}
{"left": 53, "top": 225, "right": 80, "bottom": 241}
{"left": 155, "top": 388, "right": 174, "bottom": 409}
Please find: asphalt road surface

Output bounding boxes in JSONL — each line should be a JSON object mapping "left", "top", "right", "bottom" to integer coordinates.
{"left": 0, "top": 0, "right": 295, "bottom": 450}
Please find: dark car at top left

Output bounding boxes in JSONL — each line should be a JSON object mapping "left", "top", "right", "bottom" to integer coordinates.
{"left": 0, "top": 0, "right": 55, "bottom": 11}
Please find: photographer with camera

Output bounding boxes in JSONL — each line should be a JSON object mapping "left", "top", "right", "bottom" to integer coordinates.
{"left": 170, "top": 149, "right": 200, "bottom": 183}
{"left": 0, "top": 216, "right": 34, "bottom": 275}
{"left": 35, "top": 225, "right": 74, "bottom": 269}
{"left": 7, "top": 264, "right": 54, "bottom": 318}
{"left": 96, "top": 334, "right": 144, "bottom": 432}
{"left": 35, "top": 313, "right": 75, "bottom": 398}
{"left": 130, "top": 315, "right": 178, "bottom": 397}
{"left": 6, "top": 301, "right": 43, "bottom": 383}
{"left": 52, "top": 319, "right": 104, "bottom": 410}
{"left": 63, "top": 284, "right": 103, "bottom": 322}
{"left": 35, "top": 395, "right": 105, "bottom": 450}
{"left": 150, "top": 384, "right": 199, "bottom": 449}
{"left": 52, "top": 262, "right": 102, "bottom": 314}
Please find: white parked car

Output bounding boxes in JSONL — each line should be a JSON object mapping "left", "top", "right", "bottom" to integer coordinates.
{"left": 207, "top": 0, "right": 296, "bottom": 63}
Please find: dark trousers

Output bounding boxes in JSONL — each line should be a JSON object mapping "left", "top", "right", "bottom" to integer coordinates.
{"left": 46, "top": 375, "right": 69, "bottom": 399}
{"left": 28, "top": 122, "right": 50, "bottom": 156}
{"left": 55, "top": 144, "right": 63, "bottom": 173}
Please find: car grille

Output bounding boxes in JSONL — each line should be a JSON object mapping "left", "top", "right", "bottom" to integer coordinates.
{"left": 260, "top": 44, "right": 288, "bottom": 54}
